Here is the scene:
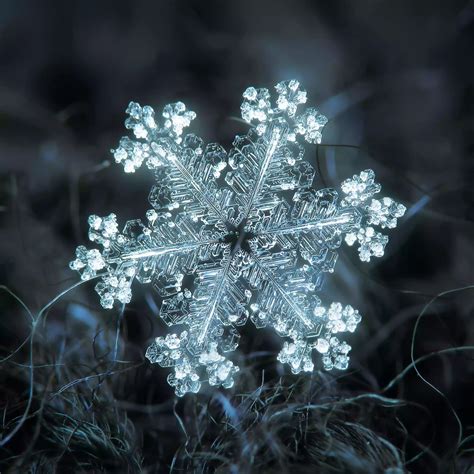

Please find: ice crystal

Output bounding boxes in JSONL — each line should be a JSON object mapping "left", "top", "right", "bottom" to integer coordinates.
{"left": 70, "top": 80, "right": 406, "bottom": 396}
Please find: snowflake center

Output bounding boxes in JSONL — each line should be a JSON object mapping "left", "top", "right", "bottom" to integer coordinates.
{"left": 224, "top": 221, "right": 255, "bottom": 254}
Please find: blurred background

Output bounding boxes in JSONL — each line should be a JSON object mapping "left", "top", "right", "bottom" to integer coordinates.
{"left": 0, "top": 0, "right": 473, "bottom": 472}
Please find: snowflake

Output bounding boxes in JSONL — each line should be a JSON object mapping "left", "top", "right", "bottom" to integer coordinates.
{"left": 70, "top": 80, "right": 406, "bottom": 396}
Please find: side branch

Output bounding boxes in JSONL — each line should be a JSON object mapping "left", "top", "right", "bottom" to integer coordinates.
{"left": 260, "top": 207, "right": 362, "bottom": 237}
{"left": 165, "top": 152, "right": 229, "bottom": 223}
{"left": 251, "top": 253, "right": 316, "bottom": 330}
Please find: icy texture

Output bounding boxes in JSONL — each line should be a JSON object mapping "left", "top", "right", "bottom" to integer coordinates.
{"left": 70, "top": 80, "right": 406, "bottom": 396}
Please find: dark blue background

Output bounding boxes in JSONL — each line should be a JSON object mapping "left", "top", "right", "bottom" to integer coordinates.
{"left": 0, "top": 1, "right": 473, "bottom": 471}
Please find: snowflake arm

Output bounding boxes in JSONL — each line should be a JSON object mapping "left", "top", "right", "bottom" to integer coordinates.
{"left": 230, "top": 121, "right": 289, "bottom": 225}
{"left": 246, "top": 248, "right": 319, "bottom": 331}
{"left": 227, "top": 80, "right": 327, "bottom": 230}
{"left": 70, "top": 212, "right": 225, "bottom": 309}
{"left": 258, "top": 171, "right": 406, "bottom": 264}
{"left": 145, "top": 247, "right": 250, "bottom": 396}
{"left": 113, "top": 101, "right": 230, "bottom": 223}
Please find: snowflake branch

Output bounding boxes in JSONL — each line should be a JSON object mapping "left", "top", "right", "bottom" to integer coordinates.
{"left": 164, "top": 152, "right": 229, "bottom": 224}
{"left": 261, "top": 207, "right": 362, "bottom": 237}
{"left": 196, "top": 252, "right": 234, "bottom": 347}
{"left": 109, "top": 238, "right": 220, "bottom": 263}
{"left": 239, "top": 122, "right": 288, "bottom": 224}
{"left": 250, "top": 252, "right": 317, "bottom": 330}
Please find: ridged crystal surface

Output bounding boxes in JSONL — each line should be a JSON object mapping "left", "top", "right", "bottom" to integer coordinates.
{"left": 70, "top": 80, "right": 406, "bottom": 396}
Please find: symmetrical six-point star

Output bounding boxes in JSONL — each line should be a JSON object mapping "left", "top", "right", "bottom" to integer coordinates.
{"left": 70, "top": 80, "right": 406, "bottom": 396}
